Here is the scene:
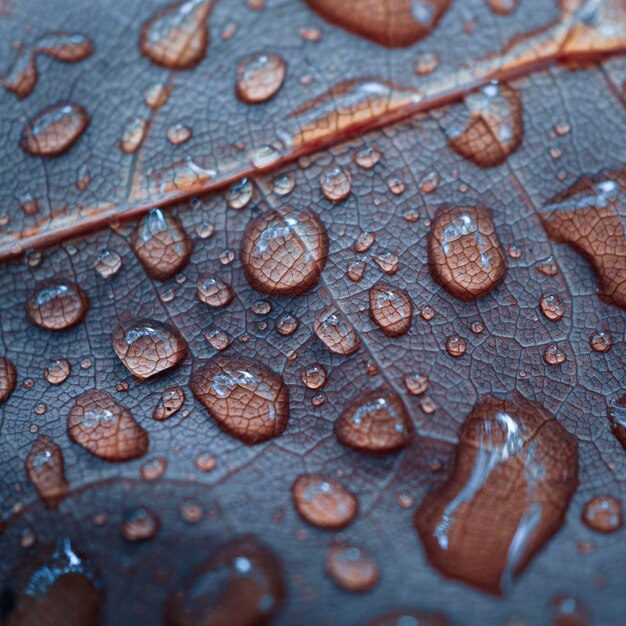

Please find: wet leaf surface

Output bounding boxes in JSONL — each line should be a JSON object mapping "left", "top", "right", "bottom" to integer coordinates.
{"left": 0, "top": 1, "right": 625, "bottom": 625}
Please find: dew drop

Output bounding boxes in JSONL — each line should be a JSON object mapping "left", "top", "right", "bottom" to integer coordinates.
{"left": 314, "top": 306, "right": 360, "bottom": 355}
{"left": 19, "top": 192, "right": 40, "bottom": 215}
{"left": 487, "top": 0, "right": 517, "bottom": 15}
{"left": 543, "top": 345, "right": 566, "bottom": 366}
{"left": 144, "top": 81, "right": 171, "bottom": 109}
{"left": 320, "top": 165, "right": 351, "bottom": 202}
{"left": 113, "top": 319, "right": 187, "bottom": 380}
{"left": 21, "top": 102, "right": 89, "bottom": 156}
{"left": 26, "top": 281, "right": 89, "bottom": 331}
{"left": 445, "top": 334, "right": 466, "bottom": 358}
{"left": 387, "top": 175, "right": 406, "bottom": 195}
{"left": 251, "top": 299, "right": 272, "bottom": 315}
{"left": 34, "top": 401, "right": 47, "bottom": 415}
{"left": 205, "top": 327, "right": 231, "bottom": 351}
{"left": 369, "top": 281, "right": 413, "bottom": 337}
{"left": 354, "top": 146, "right": 381, "bottom": 169}
{"left": 219, "top": 249, "right": 235, "bottom": 265}
{"left": 153, "top": 386, "right": 186, "bottom": 420}
{"left": 373, "top": 251, "right": 399, "bottom": 275}
{"left": 420, "top": 171, "right": 440, "bottom": 193}
{"left": 470, "top": 320, "right": 484, "bottom": 334}
{"left": 582, "top": 495, "right": 622, "bottom": 533}
{"left": 25, "top": 435, "right": 68, "bottom": 510}
{"left": 414, "top": 394, "right": 578, "bottom": 594}
{"left": 67, "top": 390, "right": 149, "bottom": 462}
{"left": 197, "top": 276, "right": 234, "bottom": 307}
{"left": 166, "top": 122, "right": 192, "bottom": 145}
{"left": 0, "top": 357, "right": 17, "bottom": 405}
{"left": 95, "top": 250, "right": 122, "bottom": 278}
{"left": 275, "top": 313, "right": 299, "bottom": 336}
{"left": 141, "top": 457, "right": 167, "bottom": 481}
{"left": 537, "top": 256, "right": 559, "bottom": 276}
{"left": 589, "top": 329, "right": 612, "bottom": 353}
{"left": 190, "top": 355, "right": 289, "bottom": 444}
{"left": 120, "top": 116, "right": 149, "bottom": 154}
{"left": 415, "top": 51, "right": 440, "bottom": 75}
{"left": 236, "top": 53, "right": 286, "bottom": 104}
{"left": 195, "top": 221, "right": 215, "bottom": 239}
{"left": 540, "top": 293, "right": 564, "bottom": 321}
{"left": 404, "top": 372, "right": 429, "bottom": 396}
{"left": 300, "top": 363, "right": 327, "bottom": 389}
{"left": 272, "top": 174, "right": 295, "bottom": 195}
{"left": 353, "top": 230, "right": 376, "bottom": 253}
{"left": 121, "top": 507, "right": 160, "bottom": 542}
{"left": 41, "top": 358, "right": 68, "bottom": 388}
{"left": 131, "top": 208, "right": 192, "bottom": 280}
{"left": 240, "top": 208, "right": 328, "bottom": 296}
{"left": 25, "top": 249, "right": 43, "bottom": 267}
{"left": 226, "top": 178, "right": 253, "bottom": 209}
{"left": 346, "top": 259, "right": 366, "bottom": 282}
{"left": 195, "top": 451, "right": 216, "bottom": 472}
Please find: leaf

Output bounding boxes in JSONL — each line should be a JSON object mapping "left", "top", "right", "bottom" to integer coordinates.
{"left": 0, "top": 1, "right": 625, "bottom": 625}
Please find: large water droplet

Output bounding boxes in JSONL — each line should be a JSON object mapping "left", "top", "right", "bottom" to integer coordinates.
{"left": 314, "top": 306, "right": 360, "bottom": 355}
{"left": 582, "top": 495, "right": 622, "bottom": 533}
{"left": 0, "top": 357, "right": 17, "bottom": 405}
{"left": 121, "top": 507, "right": 160, "bottom": 542}
{"left": 444, "top": 83, "right": 523, "bottom": 167}
{"left": 131, "top": 208, "right": 192, "bottom": 280}
{"left": 153, "top": 386, "right": 186, "bottom": 420}
{"left": 21, "top": 102, "right": 89, "bottom": 156}
{"left": 26, "top": 281, "right": 89, "bottom": 331}
{"left": 414, "top": 394, "right": 578, "bottom": 594}
{"left": 240, "top": 208, "right": 328, "bottom": 296}
{"left": 326, "top": 543, "right": 379, "bottom": 593}
{"left": 320, "top": 165, "right": 351, "bottom": 202}
{"left": 190, "top": 355, "right": 289, "bottom": 444}
{"left": 369, "top": 281, "right": 413, "bottom": 337}
{"left": 25, "top": 435, "right": 68, "bottom": 510}
{"left": 67, "top": 390, "right": 149, "bottom": 461}
{"left": 336, "top": 388, "right": 413, "bottom": 452}
{"left": 428, "top": 205, "right": 507, "bottom": 301}
{"left": 304, "top": 0, "right": 451, "bottom": 47}
{"left": 165, "top": 537, "right": 284, "bottom": 626}
{"left": 236, "top": 53, "right": 286, "bottom": 104}
{"left": 292, "top": 474, "right": 359, "bottom": 529}
{"left": 112, "top": 319, "right": 187, "bottom": 380}
{"left": 140, "top": 0, "right": 214, "bottom": 69}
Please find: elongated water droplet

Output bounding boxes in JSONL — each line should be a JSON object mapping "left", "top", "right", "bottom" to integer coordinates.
{"left": 153, "top": 386, "right": 185, "bottom": 420}
{"left": 414, "top": 394, "right": 578, "bottom": 594}
{"left": 236, "top": 53, "right": 286, "bottom": 104}
{"left": 120, "top": 116, "right": 149, "bottom": 153}
{"left": 26, "top": 281, "right": 89, "bottom": 331}
{"left": 292, "top": 474, "right": 358, "bottom": 529}
{"left": 320, "top": 165, "right": 351, "bottom": 202}
{"left": 21, "top": 102, "right": 89, "bottom": 156}
{"left": 144, "top": 81, "right": 171, "bottom": 109}
{"left": 0, "top": 357, "right": 17, "bottom": 405}
{"left": 25, "top": 435, "right": 68, "bottom": 510}
{"left": 314, "top": 306, "right": 360, "bottom": 355}
{"left": 67, "top": 390, "right": 149, "bottom": 462}
{"left": 140, "top": 0, "right": 214, "bottom": 69}
{"left": 95, "top": 250, "right": 122, "bottom": 278}
{"left": 582, "top": 495, "right": 622, "bottom": 533}
{"left": 336, "top": 388, "right": 413, "bottom": 452}
{"left": 121, "top": 507, "right": 160, "bottom": 542}
{"left": 112, "top": 319, "right": 187, "bottom": 380}
{"left": 240, "top": 208, "right": 328, "bottom": 296}
{"left": 420, "top": 170, "right": 440, "bottom": 193}
{"left": 373, "top": 251, "right": 399, "bottom": 275}
{"left": 131, "top": 208, "right": 192, "bottom": 280}
{"left": 369, "top": 281, "right": 413, "bottom": 337}
{"left": 190, "top": 355, "right": 289, "bottom": 444}
{"left": 326, "top": 543, "right": 379, "bottom": 592}
{"left": 429, "top": 205, "right": 507, "bottom": 301}
{"left": 2, "top": 46, "right": 36, "bottom": 99}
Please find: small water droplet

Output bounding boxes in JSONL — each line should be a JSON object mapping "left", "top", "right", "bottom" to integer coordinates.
{"left": 419, "top": 171, "right": 440, "bottom": 193}
{"left": 404, "top": 372, "right": 429, "bottom": 396}
{"left": 537, "top": 257, "right": 559, "bottom": 276}
{"left": 353, "top": 230, "right": 375, "bottom": 253}
{"left": 195, "top": 221, "right": 215, "bottom": 239}
{"left": 354, "top": 146, "right": 381, "bottom": 169}
{"left": 300, "top": 363, "right": 327, "bottom": 389}
{"left": 19, "top": 192, "right": 40, "bottom": 215}
{"left": 226, "top": 178, "right": 253, "bottom": 209}
{"left": 197, "top": 276, "right": 234, "bottom": 307}
{"left": 369, "top": 281, "right": 413, "bottom": 337}
{"left": 415, "top": 51, "right": 439, "bottom": 75}
{"left": 487, "top": 0, "right": 517, "bottom": 15}
{"left": 540, "top": 293, "right": 564, "bottom": 321}
{"left": 205, "top": 327, "right": 231, "bottom": 351}
{"left": 272, "top": 174, "right": 295, "bottom": 195}
{"left": 589, "top": 329, "right": 612, "bottom": 353}
{"left": 314, "top": 306, "right": 360, "bottom": 355}
{"left": 320, "top": 165, "right": 351, "bottom": 202}
{"left": 144, "top": 81, "right": 171, "bottom": 109}
{"left": 153, "top": 386, "right": 185, "bottom": 420}
{"left": 543, "top": 344, "right": 566, "bottom": 366}
{"left": 326, "top": 543, "right": 380, "bottom": 592}
{"left": 166, "top": 122, "right": 192, "bottom": 145}
{"left": 275, "top": 313, "right": 299, "bottom": 336}
{"left": 346, "top": 259, "right": 366, "bottom": 282}
{"left": 25, "top": 435, "right": 68, "bottom": 509}
{"left": 470, "top": 320, "right": 484, "bottom": 333}
{"left": 26, "top": 281, "right": 89, "bottom": 331}
{"left": 95, "top": 250, "right": 122, "bottom": 278}
{"left": 387, "top": 175, "right": 406, "bottom": 195}
{"left": 141, "top": 457, "right": 167, "bottom": 481}
{"left": 372, "top": 251, "right": 399, "bottom": 275}
{"left": 446, "top": 334, "right": 466, "bottom": 357}
{"left": 582, "top": 495, "right": 622, "bottom": 533}
{"left": 121, "top": 507, "right": 159, "bottom": 542}
{"left": 195, "top": 451, "right": 217, "bottom": 472}
{"left": 236, "top": 53, "right": 286, "bottom": 104}
{"left": 43, "top": 357, "right": 71, "bottom": 385}
{"left": 120, "top": 116, "right": 149, "bottom": 154}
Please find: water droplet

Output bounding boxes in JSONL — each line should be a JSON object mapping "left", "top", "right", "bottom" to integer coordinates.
{"left": 205, "top": 327, "right": 231, "bottom": 351}
{"left": 551, "top": 595, "right": 589, "bottom": 626}
{"left": 487, "top": 0, "right": 517, "bottom": 15}
{"left": 144, "top": 81, "right": 171, "bottom": 109}
{"left": 304, "top": 0, "right": 451, "bottom": 47}
{"left": 372, "top": 251, "right": 399, "bottom": 275}
{"left": 314, "top": 306, "right": 360, "bottom": 355}
{"left": 422, "top": 395, "right": 437, "bottom": 414}
{"left": 195, "top": 451, "right": 216, "bottom": 472}
{"left": 236, "top": 53, "right": 286, "bottom": 104}
{"left": 354, "top": 146, "right": 381, "bottom": 169}
{"left": 404, "top": 372, "right": 429, "bottom": 396}
{"left": 219, "top": 248, "right": 235, "bottom": 265}
{"left": 320, "top": 165, "right": 351, "bottom": 202}
{"left": 19, "top": 192, "right": 39, "bottom": 215}
{"left": 140, "top": 0, "right": 214, "bottom": 69}
{"left": 589, "top": 329, "right": 612, "bottom": 353}
{"left": 25, "top": 435, "right": 68, "bottom": 510}
{"left": 299, "top": 26, "right": 322, "bottom": 42}
{"left": 120, "top": 116, "right": 149, "bottom": 154}
{"left": 251, "top": 299, "right": 272, "bottom": 315}
{"left": 197, "top": 276, "right": 234, "bottom": 307}
{"left": 336, "top": 388, "right": 413, "bottom": 452}
{"left": 131, "top": 208, "right": 192, "bottom": 280}
{"left": 67, "top": 390, "right": 149, "bottom": 462}
{"left": 165, "top": 537, "right": 284, "bottom": 626}
{"left": 582, "top": 495, "right": 622, "bottom": 533}
{"left": 26, "top": 281, "right": 89, "bottom": 331}
{"left": 76, "top": 164, "right": 90, "bottom": 190}
{"left": 353, "top": 230, "right": 375, "bottom": 253}
{"left": 226, "top": 178, "right": 253, "bottom": 209}
{"left": 445, "top": 334, "right": 466, "bottom": 357}
{"left": 275, "top": 313, "right": 299, "bottom": 336}
{"left": 0, "top": 357, "right": 17, "bottom": 405}
{"left": 414, "top": 394, "right": 578, "bottom": 593}
{"left": 470, "top": 320, "right": 484, "bottom": 333}
{"left": 190, "top": 355, "right": 289, "bottom": 444}
{"left": 141, "top": 457, "right": 167, "bottom": 481}
{"left": 537, "top": 256, "right": 559, "bottom": 276}
{"left": 121, "top": 507, "right": 160, "bottom": 541}
{"left": 21, "top": 102, "right": 89, "bottom": 157}
{"left": 112, "top": 319, "right": 187, "bottom": 380}
{"left": 251, "top": 144, "right": 281, "bottom": 169}
{"left": 292, "top": 474, "right": 358, "bottom": 529}
{"left": 195, "top": 221, "right": 215, "bottom": 239}
{"left": 153, "top": 386, "right": 185, "bottom": 420}
{"left": 326, "top": 543, "right": 380, "bottom": 592}
{"left": 25, "top": 249, "right": 43, "bottom": 267}
{"left": 365, "top": 610, "right": 449, "bottom": 626}
{"left": 369, "top": 281, "right": 413, "bottom": 337}
{"left": 95, "top": 250, "right": 122, "bottom": 278}
{"left": 346, "top": 260, "right": 366, "bottom": 282}
{"left": 181, "top": 500, "right": 203, "bottom": 524}
{"left": 387, "top": 175, "right": 406, "bottom": 195}
{"left": 300, "top": 363, "right": 327, "bottom": 389}
{"left": 241, "top": 208, "right": 328, "bottom": 295}
{"left": 543, "top": 344, "right": 566, "bottom": 366}
{"left": 166, "top": 122, "right": 192, "bottom": 145}
{"left": 415, "top": 51, "right": 440, "bottom": 75}
{"left": 420, "top": 171, "right": 440, "bottom": 194}
{"left": 445, "top": 83, "right": 522, "bottom": 167}
{"left": 272, "top": 174, "right": 295, "bottom": 195}
{"left": 540, "top": 293, "right": 564, "bottom": 321}
{"left": 42, "top": 357, "right": 70, "bottom": 386}
{"left": 429, "top": 205, "right": 507, "bottom": 301}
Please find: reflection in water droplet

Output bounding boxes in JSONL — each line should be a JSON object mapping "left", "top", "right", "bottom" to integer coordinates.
{"left": 387, "top": 175, "right": 406, "bottom": 195}
{"left": 320, "top": 165, "right": 351, "bottom": 202}
{"left": 205, "top": 327, "right": 231, "bottom": 351}
{"left": 44, "top": 358, "right": 71, "bottom": 385}
{"left": 346, "top": 259, "right": 366, "bottom": 282}
{"left": 153, "top": 386, "right": 185, "bottom": 420}
{"left": 314, "top": 306, "right": 361, "bottom": 355}
{"left": 26, "top": 281, "right": 89, "bottom": 331}
{"left": 236, "top": 53, "right": 286, "bottom": 104}
{"left": 369, "top": 281, "right": 413, "bottom": 337}
{"left": 589, "top": 329, "right": 612, "bottom": 353}
{"left": 95, "top": 250, "right": 122, "bottom": 278}
{"left": 353, "top": 230, "right": 376, "bottom": 253}
{"left": 120, "top": 116, "right": 149, "bottom": 154}
{"left": 415, "top": 394, "right": 578, "bottom": 594}
{"left": 420, "top": 170, "right": 440, "bottom": 193}
{"left": 0, "top": 357, "right": 17, "bottom": 405}
{"left": 121, "top": 507, "right": 160, "bottom": 542}
{"left": 582, "top": 495, "right": 622, "bottom": 533}
{"left": 190, "top": 355, "right": 289, "bottom": 444}
{"left": 25, "top": 435, "right": 68, "bottom": 510}
{"left": 300, "top": 363, "right": 327, "bottom": 389}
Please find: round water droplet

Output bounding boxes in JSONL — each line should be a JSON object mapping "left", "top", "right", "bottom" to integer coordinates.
{"left": 190, "top": 355, "right": 290, "bottom": 444}
{"left": 404, "top": 372, "right": 429, "bottom": 396}
{"left": 544, "top": 344, "right": 566, "bottom": 366}
{"left": 195, "top": 221, "right": 215, "bottom": 239}
{"left": 420, "top": 170, "right": 440, "bottom": 193}
{"left": 353, "top": 230, "right": 376, "bottom": 253}
{"left": 346, "top": 259, "right": 366, "bottom": 282}
{"left": 373, "top": 251, "right": 399, "bottom": 275}
{"left": 195, "top": 451, "right": 216, "bottom": 472}
{"left": 113, "top": 319, "right": 187, "bottom": 380}
{"left": 120, "top": 116, "right": 148, "bottom": 154}
{"left": 197, "top": 276, "right": 234, "bottom": 307}
{"left": 415, "top": 51, "right": 440, "bottom": 75}
{"left": 589, "top": 329, "right": 612, "bottom": 353}
{"left": 292, "top": 474, "right": 358, "bottom": 529}
{"left": 582, "top": 495, "right": 622, "bottom": 533}
{"left": 387, "top": 175, "right": 405, "bottom": 195}
{"left": 144, "top": 81, "right": 171, "bottom": 109}
{"left": 25, "top": 435, "right": 68, "bottom": 510}
{"left": 205, "top": 327, "right": 231, "bottom": 351}
{"left": 241, "top": 208, "right": 328, "bottom": 296}
{"left": 540, "top": 293, "right": 564, "bottom": 321}
{"left": 446, "top": 334, "right": 466, "bottom": 358}
{"left": 121, "top": 507, "right": 160, "bottom": 541}
{"left": 141, "top": 457, "right": 167, "bottom": 481}
{"left": 131, "top": 208, "right": 192, "bottom": 280}
{"left": 95, "top": 250, "right": 122, "bottom": 278}
{"left": 537, "top": 256, "right": 559, "bottom": 276}
{"left": 336, "top": 388, "right": 413, "bottom": 452}
{"left": 166, "top": 122, "right": 192, "bottom": 145}
{"left": 320, "top": 165, "right": 351, "bottom": 202}
{"left": 0, "top": 357, "right": 17, "bottom": 405}
{"left": 43, "top": 358, "right": 71, "bottom": 385}
{"left": 236, "top": 53, "right": 286, "bottom": 104}
{"left": 226, "top": 178, "right": 253, "bottom": 210}
{"left": 19, "top": 192, "right": 40, "bottom": 215}
{"left": 273, "top": 174, "right": 295, "bottom": 195}
{"left": 314, "top": 306, "right": 360, "bottom": 355}
{"left": 300, "top": 363, "right": 327, "bottom": 389}
{"left": 354, "top": 146, "right": 381, "bottom": 169}
{"left": 21, "top": 102, "right": 89, "bottom": 156}
{"left": 67, "top": 390, "right": 149, "bottom": 461}
{"left": 152, "top": 386, "right": 185, "bottom": 420}
{"left": 275, "top": 313, "right": 299, "bottom": 336}
{"left": 369, "top": 281, "right": 413, "bottom": 337}
{"left": 326, "top": 543, "right": 380, "bottom": 592}
{"left": 26, "top": 281, "right": 89, "bottom": 331}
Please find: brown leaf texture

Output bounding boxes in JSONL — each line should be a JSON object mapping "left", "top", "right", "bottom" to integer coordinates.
{"left": 0, "top": 1, "right": 625, "bottom": 625}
